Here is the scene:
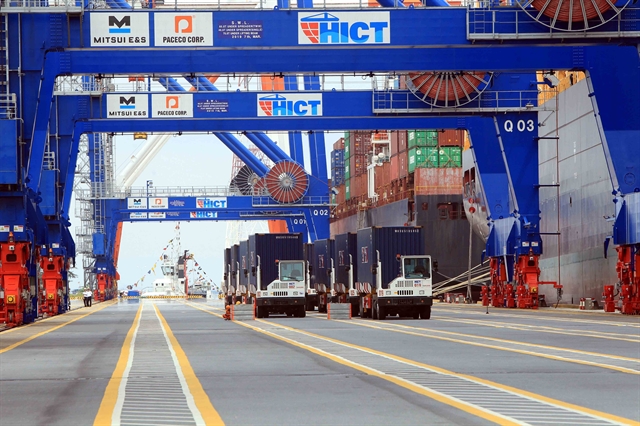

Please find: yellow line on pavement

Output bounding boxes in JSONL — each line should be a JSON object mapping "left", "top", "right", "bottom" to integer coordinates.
{"left": 0, "top": 301, "right": 117, "bottom": 354}
{"left": 344, "top": 320, "right": 640, "bottom": 375}
{"left": 260, "top": 320, "right": 638, "bottom": 426}
{"left": 432, "top": 316, "right": 640, "bottom": 343}
{"left": 183, "top": 302, "right": 517, "bottom": 425}
{"left": 154, "top": 303, "right": 225, "bottom": 426}
{"left": 93, "top": 302, "right": 143, "bottom": 426}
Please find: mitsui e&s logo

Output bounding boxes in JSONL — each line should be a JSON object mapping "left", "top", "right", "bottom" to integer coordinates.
{"left": 90, "top": 13, "right": 150, "bottom": 46}
{"left": 106, "top": 94, "right": 149, "bottom": 119}
{"left": 298, "top": 11, "right": 390, "bottom": 45}
{"left": 258, "top": 94, "right": 322, "bottom": 117}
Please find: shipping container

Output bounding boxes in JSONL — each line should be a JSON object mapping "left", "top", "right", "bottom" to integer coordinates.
{"left": 390, "top": 154, "right": 400, "bottom": 181}
{"left": 438, "top": 146, "right": 463, "bottom": 168}
{"left": 374, "top": 162, "right": 391, "bottom": 191}
{"left": 248, "top": 233, "right": 304, "bottom": 291}
{"left": 332, "top": 167, "right": 345, "bottom": 186}
{"left": 345, "top": 179, "right": 351, "bottom": 200}
{"left": 408, "top": 130, "right": 438, "bottom": 149}
{"left": 223, "top": 247, "right": 231, "bottom": 296}
{"left": 438, "top": 129, "right": 465, "bottom": 147}
{"left": 390, "top": 130, "right": 408, "bottom": 156}
{"left": 399, "top": 151, "right": 408, "bottom": 178}
{"left": 349, "top": 153, "right": 367, "bottom": 177}
{"left": 414, "top": 167, "right": 463, "bottom": 195}
{"left": 312, "top": 238, "right": 335, "bottom": 312}
{"left": 408, "top": 147, "right": 439, "bottom": 172}
{"left": 304, "top": 242, "right": 317, "bottom": 310}
{"left": 333, "top": 138, "right": 345, "bottom": 150}
{"left": 238, "top": 240, "right": 250, "bottom": 293}
{"left": 356, "top": 227, "right": 425, "bottom": 290}
{"left": 347, "top": 131, "right": 373, "bottom": 156}
{"left": 230, "top": 244, "right": 240, "bottom": 296}
{"left": 351, "top": 173, "right": 368, "bottom": 199}
{"left": 330, "top": 149, "right": 345, "bottom": 169}
{"left": 335, "top": 183, "right": 346, "bottom": 205}
{"left": 345, "top": 139, "right": 350, "bottom": 158}
{"left": 334, "top": 232, "right": 359, "bottom": 294}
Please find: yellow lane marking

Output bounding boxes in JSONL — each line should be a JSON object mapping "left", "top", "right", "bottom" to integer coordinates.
{"left": 435, "top": 307, "right": 640, "bottom": 328}
{"left": 154, "top": 303, "right": 225, "bottom": 426}
{"left": 432, "top": 316, "right": 640, "bottom": 343}
{"left": 344, "top": 319, "right": 640, "bottom": 375}
{"left": 182, "top": 303, "right": 517, "bottom": 426}
{"left": 0, "top": 301, "right": 117, "bottom": 354}
{"left": 257, "top": 320, "right": 638, "bottom": 426}
{"left": 93, "top": 303, "right": 143, "bottom": 426}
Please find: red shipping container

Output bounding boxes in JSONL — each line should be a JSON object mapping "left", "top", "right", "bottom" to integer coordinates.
{"left": 390, "top": 155, "right": 400, "bottom": 181}
{"left": 374, "top": 162, "right": 391, "bottom": 191}
{"left": 398, "top": 151, "right": 408, "bottom": 178}
{"left": 335, "top": 183, "right": 346, "bottom": 205}
{"left": 349, "top": 153, "right": 368, "bottom": 177}
{"left": 438, "top": 129, "right": 465, "bottom": 147}
{"left": 414, "top": 168, "right": 463, "bottom": 195}
{"left": 397, "top": 131, "right": 408, "bottom": 153}
{"left": 351, "top": 174, "right": 368, "bottom": 199}
{"left": 333, "top": 138, "right": 345, "bottom": 150}
{"left": 349, "top": 131, "right": 373, "bottom": 156}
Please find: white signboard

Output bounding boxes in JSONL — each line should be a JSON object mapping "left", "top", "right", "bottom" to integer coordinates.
{"left": 149, "top": 197, "right": 168, "bottom": 209}
{"left": 154, "top": 13, "right": 213, "bottom": 47}
{"left": 298, "top": 12, "right": 390, "bottom": 45}
{"left": 130, "top": 212, "right": 148, "bottom": 219}
{"left": 128, "top": 198, "right": 148, "bottom": 209}
{"left": 151, "top": 94, "right": 193, "bottom": 118}
{"left": 90, "top": 13, "right": 150, "bottom": 47}
{"left": 149, "top": 212, "right": 166, "bottom": 219}
{"left": 107, "top": 95, "right": 149, "bottom": 119}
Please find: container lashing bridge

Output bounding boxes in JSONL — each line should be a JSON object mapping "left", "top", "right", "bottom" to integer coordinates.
{"left": 1, "top": 0, "right": 640, "bottom": 327}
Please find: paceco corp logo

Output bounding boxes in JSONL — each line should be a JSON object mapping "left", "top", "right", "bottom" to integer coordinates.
{"left": 258, "top": 93, "right": 322, "bottom": 117}
{"left": 175, "top": 16, "right": 192, "bottom": 33}
{"left": 166, "top": 96, "right": 179, "bottom": 109}
{"left": 109, "top": 16, "right": 130, "bottom": 33}
{"left": 152, "top": 94, "right": 193, "bottom": 118}
{"left": 298, "top": 12, "right": 390, "bottom": 45}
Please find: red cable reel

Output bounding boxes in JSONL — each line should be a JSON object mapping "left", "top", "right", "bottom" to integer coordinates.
{"left": 264, "top": 161, "right": 309, "bottom": 204}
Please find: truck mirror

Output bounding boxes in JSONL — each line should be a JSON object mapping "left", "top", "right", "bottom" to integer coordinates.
{"left": 243, "top": 269, "right": 248, "bottom": 277}
{"left": 251, "top": 266, "right": 256, "bottom": 276}
{"left": 371, "top": 265, "right": 377, "bottom": 274}
{"left": 223, "top": 273, "right": 227, "bottom": 280}
{"left": 345, "top": 265, "right": 350, "bottom": 272}
{"left": 396, "top": 254, "right": 401, "bottom": 261}
{"left": 326, "top": 269, "right": 331, "bottom": 276}
{"left": 433, "top": 260, "right": 439, "bottom": 272}
{"left": 309, "top": 266, "right": 313, "bottom": 274}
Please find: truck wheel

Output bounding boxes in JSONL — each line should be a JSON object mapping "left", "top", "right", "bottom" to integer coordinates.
{"left": 263, "top": 309, "right": 269, "bottom": 319}
{"left": 377, "top": 305, "right": 386, "bottom": 320}
{"left": 413, "top": 310, "right": 420, "bottom": 319}
{"left": 299, "top": 306, "right": 306, "bottom": 318}
{"left": 420, "top": 306, "right": 431, "bottom": 320}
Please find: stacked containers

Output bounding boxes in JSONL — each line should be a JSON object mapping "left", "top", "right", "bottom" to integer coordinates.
{"left": 334, "top": 232, "right": 358, "bottom": 294}
{"left": 438, "top": 130, "right": 464, "bottom": 168}
{"left": 331, "top": 149, "right": 345, "bottom": 186}
{"left": 390, "top": 131, "right": 408, "bottom": 181}
{"left": 312, "top": 239, "right": 334, "bottom": 294}
{"left": 344, "top": 131, "right": 372, "bottom": 200}
{"left": 408, "top": 130, "right": 439, "bottom": 172}
{"left": 248, "top": 233, "right": 304, "bottom": 291}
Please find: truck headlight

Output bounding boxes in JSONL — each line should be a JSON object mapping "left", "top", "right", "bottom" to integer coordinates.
{"left": 386, "top": 291, "right": 391, "bottom": 296}
{"left": 293, "top": 291, "right": 298, "bottom": 296}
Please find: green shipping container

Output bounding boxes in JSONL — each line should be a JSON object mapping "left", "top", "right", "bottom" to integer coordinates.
{"left": 438, "top": 146, "right": 462, "bottom": 168}
{"left": 408, "top": 147, "right": 439, "bottom": 172}
{"left": 345, "top": 180, "right": 351, "bottom": 200}
{"left": 345, "top": 164, "right": 351, "bottom": 180}
{"left": 344, "top": 140, "right": 351, "bottom": 159}
{"left": 408, "top": 130, "right": 438, "bottom": 149}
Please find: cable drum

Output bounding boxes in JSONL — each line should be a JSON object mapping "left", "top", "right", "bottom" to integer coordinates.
{"left": 517, "top": 0, "right": 631, "bottom": 31}
{"left": 405, "top": 72, "right": 492, "bottom": 108}
{"left": 265, "top": 161, "right": 309, "bottom": 204}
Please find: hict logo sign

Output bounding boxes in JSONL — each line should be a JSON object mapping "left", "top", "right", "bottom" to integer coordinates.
{"left": 90, "top": 13, "right": 149, "bottom": 47}
{"left": 258, "top": 93, "right": 323, "bottom": 117}
{"left": 298, "top": 12, "right": 390, "bottom": 45}
{"left": 196, "top": 198, "right": 227, "bottom": 208}
{"left": 154, "top": 13, "right": 213, "bottom": 46}
{"left": 151, "top": 94, "right": 193, "bottom": 118}
{"left": 107, "top": 94, "right": 148, "bottom": 118}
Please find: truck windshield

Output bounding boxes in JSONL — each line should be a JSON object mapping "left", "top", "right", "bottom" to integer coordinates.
{"left": 279, "top": 262, "right": 304, "bottom": 281}
{"left": 404, "top": 258, "right": 431, "bottom": 279}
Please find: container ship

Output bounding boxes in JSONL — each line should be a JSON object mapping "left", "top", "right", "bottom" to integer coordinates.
{"left": 329, "top": 129, "right": 486, "bottom": 291}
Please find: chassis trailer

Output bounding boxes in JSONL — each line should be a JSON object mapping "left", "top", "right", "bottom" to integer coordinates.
{"left": 250, "top": 233, "right": 307, "bottom": 318}
{"left": 356, "top": 227, "right": 433, "bottom": 320}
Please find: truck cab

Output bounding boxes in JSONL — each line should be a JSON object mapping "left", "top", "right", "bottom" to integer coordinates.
{"left": 255, "top": 259, "right": 307, "bottom": 318}
{"left": 374, "top": 255, "right": 433, "bottom": 320}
